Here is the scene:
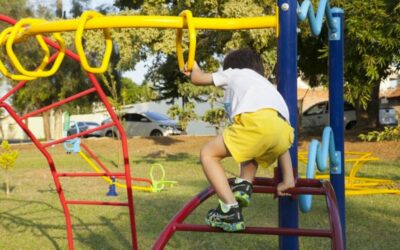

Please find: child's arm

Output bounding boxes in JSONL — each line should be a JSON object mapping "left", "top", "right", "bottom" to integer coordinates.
{"left": 182, "top": 62, "right": 213, "bottom": 86}
{"left": 276, "top": 151, "right": 296, "bottom": 196}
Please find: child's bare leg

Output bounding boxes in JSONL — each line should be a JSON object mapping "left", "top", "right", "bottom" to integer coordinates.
{"left": 200, "top": 135, "right": 236, "bottom": 204}
{"left": 277, "top": 151, "right": 295, "bottom": 196}
{"left": 239, "top": 159, "right": 258, "bottom": 183}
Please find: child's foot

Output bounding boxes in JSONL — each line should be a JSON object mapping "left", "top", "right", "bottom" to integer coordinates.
{"left": 205, "top": 202, "right": 245, "bottom": 232}
{"left": 231, "top": 178, "right": 253, "bottom": 207}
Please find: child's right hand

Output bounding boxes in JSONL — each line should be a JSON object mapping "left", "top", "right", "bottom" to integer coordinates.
{"left": 276, "top": 180, "right": 295, "bottom": 196}
{"left": 182, "top": 61, "right": 200, "bottom": 78}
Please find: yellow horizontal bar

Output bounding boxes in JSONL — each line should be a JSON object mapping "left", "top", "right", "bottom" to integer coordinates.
{"left": 24, "top": 15, "right": 277, "bottom": 35}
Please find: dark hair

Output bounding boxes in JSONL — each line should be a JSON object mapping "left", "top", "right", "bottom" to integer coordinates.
{"left": 223, "top": 48, "right": 264, "bottom": 76}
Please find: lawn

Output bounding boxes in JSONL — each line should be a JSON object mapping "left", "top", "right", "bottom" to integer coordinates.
{"left": 0, "top": 137, "right": 399, "bottom": 249}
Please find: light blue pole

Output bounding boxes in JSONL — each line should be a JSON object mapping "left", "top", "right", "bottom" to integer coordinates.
{"left": 328, "top": 7, "right": 346, "bottom": 245}
{"left": 277, "top": 0, "right": 298, "bottom": 249}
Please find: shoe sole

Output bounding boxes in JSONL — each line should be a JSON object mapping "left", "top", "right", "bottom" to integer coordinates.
{"left": 234, "top": 191, "right": 250, "bottom": 207}
{"left": 205, "top": 219, "right": 245, "bottom": 232}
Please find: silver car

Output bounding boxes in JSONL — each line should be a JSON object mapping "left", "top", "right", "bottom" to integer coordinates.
{"left": 302, "top": 101, "right": 398, "bottom": 130}
{"left": 67, "top": 121, "right": 102, "bottom": 137}
{"left": 101, "top": 111, "right": 184, "bottom": 137}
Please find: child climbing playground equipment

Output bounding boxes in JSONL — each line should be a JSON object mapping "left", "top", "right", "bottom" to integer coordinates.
{"left": 62, "top": 115, "right": 177, "bottom": 193}
{"left": 0, "top": 1, "right": 346, "bottom": 249}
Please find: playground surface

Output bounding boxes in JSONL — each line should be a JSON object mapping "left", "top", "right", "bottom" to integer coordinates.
{"left": 1, "top": 135, "right": 399, "bottom": 249}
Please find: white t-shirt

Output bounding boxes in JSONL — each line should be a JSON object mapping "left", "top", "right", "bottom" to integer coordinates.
{"left": 212, "top": 68, "right": 290, "bottom": 122}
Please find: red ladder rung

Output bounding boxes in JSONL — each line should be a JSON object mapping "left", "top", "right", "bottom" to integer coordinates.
{"left": 57, "top": 172, "right": 126, "bottom": 177}
{"left": 174, "top": 224, "right": 332, "bottom": 237}
{"left": 66, "top": 200, "right": 129, "bottom": 206}
{"left": 43, "top": 122, "right": 115, "bottom": 148}
{"left": 20, "top": 87, "right": 97, "bottom": 120}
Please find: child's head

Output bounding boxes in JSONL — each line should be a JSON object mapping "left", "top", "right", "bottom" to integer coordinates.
{"left": 223, "top": 48, "right": 264, "bottom": 76}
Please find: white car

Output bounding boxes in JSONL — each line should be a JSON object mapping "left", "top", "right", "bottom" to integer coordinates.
{"left": 302, "top": 101, "right": 398, "bottom": 130}
{"left": 100, "top": 111, "right": 185, "bottom": 137}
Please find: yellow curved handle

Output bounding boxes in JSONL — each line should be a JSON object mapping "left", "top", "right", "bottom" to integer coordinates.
{"left": 75, "top": 11, "right": 113, "bottom": 74}
{"left": 5, "top": 18, "right": 66, "bottom": 78}
{"left": 176, "top": 10, "right": 196, "bottom": 71}
{"left": 0, "top": 27, "right": 36, "bottom": 81}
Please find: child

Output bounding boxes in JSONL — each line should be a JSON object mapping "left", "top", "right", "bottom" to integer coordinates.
{"left": 182, "top": 48, "right": 295, "bottom": 232}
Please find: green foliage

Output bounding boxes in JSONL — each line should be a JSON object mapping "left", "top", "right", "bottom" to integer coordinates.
{"left": 299, "top": 0, "right": 400, "bottom": 127}
{"left": 358, "top": 126, "right": 400, "bottom": 142}
{"left": 0, "top": 141, "right": 19, "bottom": 171}
{"left": 167, "top": 102, "right": 197, "bottom": 131}
{"left": 0, "top": 141, "right": 19, "bottom": 197}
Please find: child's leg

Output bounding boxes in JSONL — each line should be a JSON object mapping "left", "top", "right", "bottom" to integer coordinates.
{"left": 200, "top": 135, "right": 236, "bottom": 205}
{"left": 277, "top": 151, "right": 295, "bottom": 196}
{"left": 239, "top": 159, "right": 258, "bottom": 182}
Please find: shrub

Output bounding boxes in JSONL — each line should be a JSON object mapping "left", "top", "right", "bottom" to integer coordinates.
{"left": 358, "top": 125, "right": 400, "bottom": 142}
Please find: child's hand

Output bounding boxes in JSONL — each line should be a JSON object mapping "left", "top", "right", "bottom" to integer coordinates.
{"left": 276, "top": 180, "right": 295, "bottom": 196}
{"left": 182, "top": 61, "right": 199, "bottom": 78}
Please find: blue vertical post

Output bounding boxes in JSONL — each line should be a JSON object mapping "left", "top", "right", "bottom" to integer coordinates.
{"left": 277, "top": 0, "right": 298, "bottom": 249}
{"left": 328, "top": 8, "right": 346, "bottom": 244}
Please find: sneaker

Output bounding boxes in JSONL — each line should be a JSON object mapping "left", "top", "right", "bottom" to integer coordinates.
{"left": 231, "top": 179, "right": 253, "bottom": 207}
{"left": 205, "top": 202, "right": 245, "bottom": 232}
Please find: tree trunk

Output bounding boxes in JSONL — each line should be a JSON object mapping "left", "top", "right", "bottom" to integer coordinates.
{"left": 43, "top": 111, "right": 51, "bottom": 140}
{"left": 356, "top": 82, "right": 381, "bottom": 129}
{"left": 54, "top": 109, "right": 63, "bottom": 139}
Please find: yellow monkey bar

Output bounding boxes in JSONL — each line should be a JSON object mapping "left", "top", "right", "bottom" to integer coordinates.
{"left": 0, "top": 8, "right": 278, "bottom": 80}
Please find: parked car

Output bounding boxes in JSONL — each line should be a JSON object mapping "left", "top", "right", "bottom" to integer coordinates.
{"left": 67, "top": 121, "right": 102, "bottom": 137}
{"left": 100, "top": 111, "right": 185, "bottom": 138}
{"left": 301, "top": 101, "right": 398, "bottom": 130}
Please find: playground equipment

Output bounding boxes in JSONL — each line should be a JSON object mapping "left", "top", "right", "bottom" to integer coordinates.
{"left": 63, "top": 138, "right": 177, "bottom": 193}
{"left": 0, "top": 1, "right": 346, "bottom": 249}
{"left": 62, "top": 115, "right": 177, "bottom": 193}
{"left": 299, "top": 149, "right": 400, "bottom": 196}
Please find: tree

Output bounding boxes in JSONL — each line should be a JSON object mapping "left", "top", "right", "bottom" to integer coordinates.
{"left": 298, "top": 0, "right": 400, "bottom": 129}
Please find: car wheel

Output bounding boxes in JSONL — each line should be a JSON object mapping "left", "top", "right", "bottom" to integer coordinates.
{"left": 345, "top": 121, "right": 357, "bottom": 130}
{"left": 150, "top": 130, "right": 163, "bottom": 137}
{"left": 105, "top": 131, "right": 118, "bottom": 138}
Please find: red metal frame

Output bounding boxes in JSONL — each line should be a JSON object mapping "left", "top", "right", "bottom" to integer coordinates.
{"left": 0, "top": 15, "right": 138, "bottom": 250}
{"left": 152, "top": 170, "right": 344, "bottom": 250}
{"left": 0, "top": 14, "right": 344, "bottom": 250}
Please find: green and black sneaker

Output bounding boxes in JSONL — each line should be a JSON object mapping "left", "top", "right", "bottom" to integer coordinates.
{"left": 205, "top": 201, "right": 245, "bottom": 232}
{"left": 231, "top": 178, "right": 253, "bottom": 208}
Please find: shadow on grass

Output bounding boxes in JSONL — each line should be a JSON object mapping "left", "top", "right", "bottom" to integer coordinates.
{"left": 0, "top": 198, "right": 132, "bottom": 249}
{"left": 1, "top": 183, "right": 16, "bottom": 193}
{"left": 143, "top": 136, "right": 183, "bottom": 146}
{"left": 133, "top": 152, "right": 199, "bottom": 165}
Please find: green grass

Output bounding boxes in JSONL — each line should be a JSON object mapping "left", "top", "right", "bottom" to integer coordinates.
{"left": 0, "top": 142, "right": 399, "bottom": 249}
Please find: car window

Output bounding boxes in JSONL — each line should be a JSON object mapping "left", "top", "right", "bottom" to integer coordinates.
{"left": 86, "top": 122, "right": 99, "bottom": 126}
{"left": 145, "top": 112, "right": 170, "bottom": 121}
{"left": 304, "top": 102, "right": 327, "bottom": 116}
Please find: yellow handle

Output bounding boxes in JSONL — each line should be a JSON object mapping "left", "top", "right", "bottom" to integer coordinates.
{"left": 75, "top": 11, "right": 113, "bottom": 73}
{"left": 0, "top": 27, "right": 36, "bottom": 81}
{"left": 176, "top": 10, "right": 196, "bottom": 72}
{"left": 4, "top": 18, "right": 66, "bottom": 78}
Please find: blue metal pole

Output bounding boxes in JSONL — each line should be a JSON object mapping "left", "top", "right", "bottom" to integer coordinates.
{"left": 277, "top": 0, "right": 298, "bottom": 249}
{"left": 328, "top": 7, "right": 346, "bottom": 245}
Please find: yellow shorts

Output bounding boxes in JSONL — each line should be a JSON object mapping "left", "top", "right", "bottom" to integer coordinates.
{"left": 223, "top": 108, "right": 294, "bottom": 168}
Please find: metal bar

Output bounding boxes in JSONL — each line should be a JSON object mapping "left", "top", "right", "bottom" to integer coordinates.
{"left": 43, "top": 122, "right": 114, "bottom": 148}
{"left": 24, "top": 15, "right": 278, "bottom": 35}
{"left": 322, "top": 181, "right": 344, "bottom": 250}
{"left": 20, "top": 87, "right": 97, "bottom": 120}
{"left": 57, "top": 172, "right": 126, "bottom": 177}
{"left": 174, "top": 224, "right": 332, "bottom": 237}
{"left": 67, "top": 200, "right": 129, "bottom": 206}
{"left": 277, "top": 0, "right": 299, "bottom": 249}
{"left": 329, "top": 8, "right": 346, "bottom": 245}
